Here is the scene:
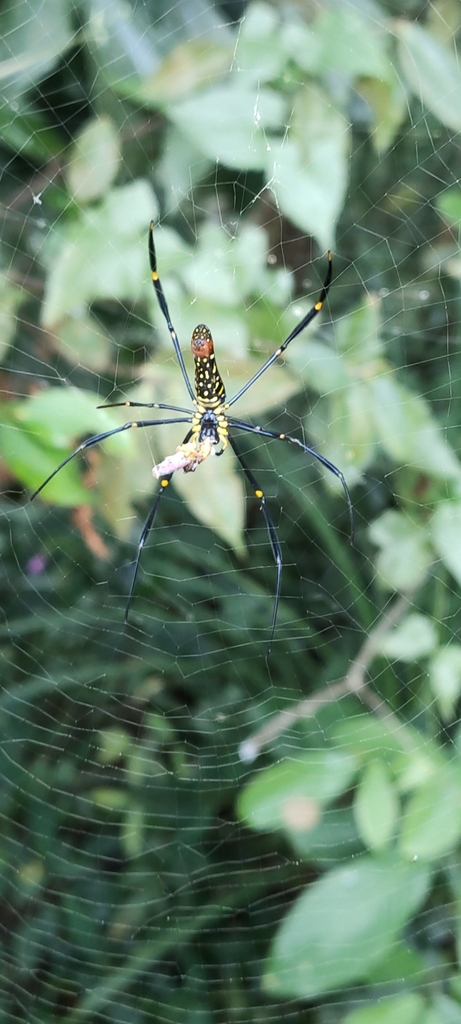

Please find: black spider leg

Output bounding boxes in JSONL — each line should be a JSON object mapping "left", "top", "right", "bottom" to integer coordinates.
{"left": 97, "top": 400, "right": 193, "bottom": 414}
{"left": 149, "top": 222, "right": 195, "bottom": 403}
{"left": 227, "top": 252, "right": 332, "bottom": 408}
{"left": 125, "top": 429, "right": 193, "bottom": 622}
{"left": 228, "top": 436, "right": 282, "bottom": 655}
{"left": 30, "top": 417, "right": 193, "bottom": 500}
{"left": 228, "top": 418, "right": 354, "bottom": 544}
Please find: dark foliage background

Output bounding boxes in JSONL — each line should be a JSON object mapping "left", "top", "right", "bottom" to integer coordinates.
{"left": 1, "top": 1, "right": 461, "bottom": 1022}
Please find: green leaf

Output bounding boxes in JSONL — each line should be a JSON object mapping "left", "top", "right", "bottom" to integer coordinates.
{"left": 396, "top": 20, "right": 461, "bottom": 133}
{"left": 157, "top": 127, "right": 212, "bottom": 216}
{"left": 286, "top": 339, "right": 349, "bottom": 394}
{"left": 97, "top": 728, "right": 132, "bottom": 764}
{"left": 56, "top": 314, "right": 112, "bottom": 372}
{"left": 269, "top": 86, "right": 349, "bottom": 250}
{"left": 289, "top": 807, "right": 362, "bottom": 865}
{"left": 371, "top": 377, "right": 461, "bottom": 482}
{"left": 171, "top": 444, "right": 246, "bottom": 553}
{"left": 264, "top": 853, "right": 430, "bottom": 998}
{"left": 0, "top": 418, "right": 90, "bottom": 505}
{"left": 317, "top": 8, "right": 390, "bottom": 79}
{"left": 378, "top": 613, "right": 438, "bottom": 663}
{"left": 437, "top": 187, "right": 461, "bottom": 229}
{"left": 8, "top": 388, "right": 138, "bottom": 509}
{"left": 428, "top": 645, "right": 461, "bottom": 721}
{"left": 365, "top": 941, "right": 425, "bottom": 985}
{"left": 354, "top": 761, "right": 398, "bottom": 851}
{"left": 343, "top": 992, "right": 425, "bottom": 1024}
{"left": 232, "top": 2, "right": 286, "bottom": 85}
{"left": 400, "top": 763, "right": 461, "bottom": 860}
{"left": 356, "top": 72, "right": 407, "bottom": 155}
{"left": 121, "top": 806, "right": 145, "bottom": 859}
{"left": 430, "top": 500, "right": 461, "bottom": 587}
{"left": 430, "top": 993, "right": 461, "bottom": 1024}
{"left": 136, "top": 40, "right": 230, "bottom": 105}
{"left": 238, "top": 749, "right": 358, "bottom": 833}
{"left": 42, "top": 180, "right": 157, "bottom": 328}
{"left": 0, "top": 271, "right": 26, "bottom": 361}
{"left": 65, "top": 116, "right": 121, "bottom": 203}
{"left": 169, "top": 84, "right": 285, "bottom": 171}
{"left": 369, "top": 509, "right": 433, "bottom": 591}
{"left": 331, "top": 715, "right": 406, "bottom": 764}
{"left": 0, "top": 107, "right": 62, "bottom": 162}
{"left": 334, "top": 294, "right": 384, "bottom": 363}
{"left": 0, "top": 0, "right": 73, "bottom": 97}
{"left": 90, "top": 788, "right": 128, "bottom": 810}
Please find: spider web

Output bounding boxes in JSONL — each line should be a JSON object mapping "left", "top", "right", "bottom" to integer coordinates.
{"left": 1, "top": 1, "right": 461, "bottom": 1021}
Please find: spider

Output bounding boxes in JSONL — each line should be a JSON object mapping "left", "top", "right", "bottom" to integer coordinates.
{"left": 31, "top": 222, "right": 353, "bottom": 650}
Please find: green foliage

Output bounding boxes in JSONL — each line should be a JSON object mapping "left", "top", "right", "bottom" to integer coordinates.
{"left": 264, "top": 855, "right": 430, "bottom": 998}
{"left": 2, "top": 0, "right": 461, "bottom": 1022}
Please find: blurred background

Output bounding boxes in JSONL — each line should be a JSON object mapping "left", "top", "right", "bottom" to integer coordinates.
{"left": 1, "top": 0, "right": 461, "bottom": 1021}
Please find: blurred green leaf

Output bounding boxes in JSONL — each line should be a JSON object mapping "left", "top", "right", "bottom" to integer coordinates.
{"left": 431, "top": 500, "right": 461, "bottom": 586}
{"left": 90, "top": 788, "right": 128, "bottom": 810}
{"left": 169, "top": 84, "right": 285, "bottom": 171}
{"left": 233, "top": 2, "right": 285, "bottom": 84}
{"left": 42, "top": 180, "right": 157, "bottom": 328}
{"left": 136, "top": 40, "right": 230, "bottom": 105}
{"left": 0, "top": 272, "right": 27, "bottom": 361}
{"left": 428, "top": 645, "right": 461, "bottom": 721}
{"left": 369, "top": 510, "right": 433, "bottom": 591}
{"left": 378, "top": 613, "right": 438, "bottom": 663}
{"left": 269, "top": 86, "right": 350, "bottom": 250}
{"left": 335, "top": 294, "right": 384, "bottom": 363}
{"left": 357, "top": 71, "right": 407, "bottom": 154}
{"left": 397, "top": 20, "right": 461, "bottom": 132}
{"left": 97, "top": 727, "right": 132, "bottom": 764}
{"left": 287, "top": 339, "right": 349, "bottom": 394}
{"left": 371, "top": 378, "right": 461, "bottom": 482}
{"left": 354, "top": 760, "right": 398, "bottom": 851}
{"left": 172, "top": 446, "right": 246, "bottom": 553}
{"left": 400, "top": 762, "right": 461, "bottom": 860}
{"left": 0, "top": 107, "right": 63, "bottom": 161}
{"left": 343, "top": 992, "right": 425, "bottom": 1024}
{"left": 264, "top": 854, "right": 430, "bottom": 998}
{"left": 436, "top": 186, "right": 461, "bottom": 228}
{"left": 364, "top": 941, "right": 425, "bottom": 985}
{"left": 56, "top": 313, "right": 113, "bottom": 372}
{"left": 0, "top": 0, "right": 73, "bottom": 97}
{"left": 238, "top": 749, "right": 358, "bottom": 833}
{"left": 66, "top": 116, "right": 121, "bottom": 203}
{"left": 316, "top": 8, "right": 390, "bottom": 79}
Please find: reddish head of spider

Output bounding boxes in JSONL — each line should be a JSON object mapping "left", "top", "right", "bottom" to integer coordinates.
{"left": 191, "top": 324, "right": 214, "bottom": 358}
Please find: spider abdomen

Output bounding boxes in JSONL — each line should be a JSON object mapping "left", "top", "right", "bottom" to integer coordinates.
{"left": 191, "top": 325, "right": 226, "bottom": 405}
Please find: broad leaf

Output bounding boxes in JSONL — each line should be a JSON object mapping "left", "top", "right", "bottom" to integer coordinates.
{"left": 397, "top": 21, "right": 461, "bottom": 133}
{"left": 264, "top": 853, "right": 430, "bottom": 998}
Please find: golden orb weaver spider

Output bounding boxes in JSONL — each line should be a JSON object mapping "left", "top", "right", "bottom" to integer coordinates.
{"left": 31, "top": 223, "right": 354, "bottom": 651}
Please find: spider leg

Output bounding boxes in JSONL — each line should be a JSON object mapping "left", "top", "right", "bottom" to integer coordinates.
{"left": 97, "top": 400, "right": 193, "bottom": 414}
{"left": 125, "top": 428, "right": 194, "bottom": 621}
{"left": 228, "top": 418, "right": 354, "bottom": 543}
{"left": 149, "top": 222, "right": 195, "bottom": 403}
{"left": 227, "top": 252, "right": 332, "bottom": 408}
{"left": 227, "top": 436, "right": 282, "bottom": 655}
{"left": 124, "top": 475, "right": 172, "bottom": 623}
{"left": 30, "top": 417, "right": 192, "bottom": 500}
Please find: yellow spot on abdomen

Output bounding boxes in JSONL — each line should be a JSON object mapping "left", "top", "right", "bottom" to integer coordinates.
{"left": 255, "top": 489, "right": 264, "bottom": 499}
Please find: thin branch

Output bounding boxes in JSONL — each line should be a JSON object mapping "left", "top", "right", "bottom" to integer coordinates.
{"left": 239, "top": 592, "right": 415, "bottom": 763}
